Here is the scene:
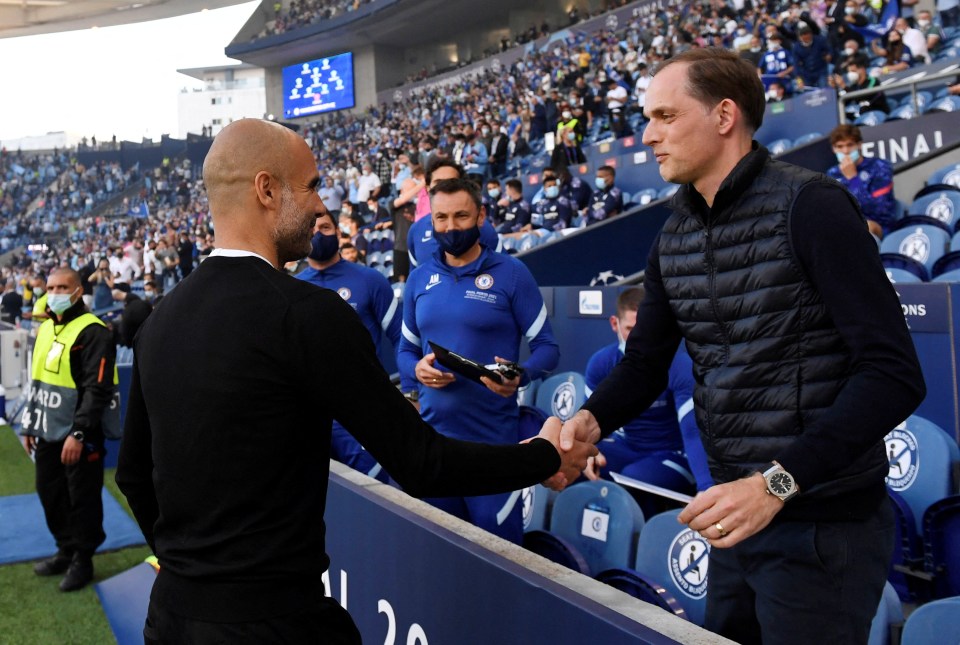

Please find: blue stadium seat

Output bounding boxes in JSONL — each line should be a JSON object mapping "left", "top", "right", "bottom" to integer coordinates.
{"left": 516, "top": 378, "right": 540, "bottom": 408}
{"left": 884, "top": 266, "right": 925, "bottom": 283}
{"left": 517, "top": 404, "right": 548, "bottom": 442}
{"left": 887, "top": 104, "right": 918, "bottom": 121}
{"left": 915, "top": 91, "right": 934, "bottom": 113}
{"left": 855, "top": 110, "right": 888, "bottom": 127}
{"left": 884, "top": 415, "right": 960, "bottom": 534}
{"left": 535, "top": 371, "right": 587, "bottom": 422}
{"left": 868, "top": 582, "right": 904, "bottom": 645}
{"left": 880, "top": 225, "right": 951, "bottom": 281}
{"left": 926, "top": 96, "right": 960, "bottom": 114}
{"left": 934, "top": 46, "right": 959, "bottom": 61}
{"left": 922, "top": 495, "right": 960, "bottom": 598}
{"left": 928, "top": 162, "right": 960, "bottom": 189}
{"left": 888, "top": 490, "right": 924, "bottom": 601}
{"left": 767, "top": 138, "right": 793, "bottom": 155}
{"left": 522, "top": 530, "right": 591, "bottom": 575}
{"left": 521, "top": 484, "right": 557, "bottom": 533}
{"left": 792, "top": 132, "right": 823, "bottom": 147}
{"left": 907, "top": 189, "right": 960, "bottom": 230}
{"left": 366, "top": 251, "right": 383, "bottom": 267}
{"left": 381, "top": 229, "right": 395, "bottom": 251}
{"left": 633, "top": 509, "right": 709, "bottom": 626}
{"left": 595, "top": 569, "right": 686, "bottom": 618}
{"left": 382, "top": 249, "right": 394, "bottom": 266}
{"left": 632, "top": 188, "right": 659, "bottom": 206}
{"left": 658, "top": 185, "right": 679, "bottom": 200}
{"left": 900, "top": 596, "right": 960, "bottom": 645}
{"left": 933, "top": 268, "right": 960, "bottom": 283}
{"left": 517, "top": 233, "right": 539, "bottom": 253}
{"left": 548, "top": 481, "right": 645, "bottom": 575}
{"left": 500, "top": 236, "right": 518, "bottom": 254}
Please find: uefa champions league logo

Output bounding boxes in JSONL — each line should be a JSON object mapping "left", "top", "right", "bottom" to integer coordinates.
{"left": 668, "top": 528, "right": 709, "bottom": 599}
{"left": 884, "top": 428, "right": 919, "bottom": 491}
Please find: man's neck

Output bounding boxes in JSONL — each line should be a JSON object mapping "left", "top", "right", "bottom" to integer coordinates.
{"left": 445, "top": 243, "right": 482, "bottom": 268}
{"left": 308, "top": 254, "right": 341, "bottom": 271}
{"left": 694, "top": 138, "right": 755, "bottom": 208}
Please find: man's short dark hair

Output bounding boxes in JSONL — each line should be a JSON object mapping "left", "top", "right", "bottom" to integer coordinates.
{"left": 598, "top": 165, "right": 616, "bottom": 179}
{"left": 426, "top": 158, "right": 464, "bottom": 185}
{"left": 616, "top": 286, "right": 645, "bottom": 317}
{"left": 316, "top": 210, "right": 337, "bottom": 229}
{"left": 829, "top": 124, "right": 863, "bottom": 145}
{"left": 656, "top": 47, "right": 766, "bottom": 133}
{"left": 505, "top": 179, "right": 523, "bottom": 194}
{"left": 429, "top": 178, "right": 482, "bottom": 210}
{"left": 543, "top": 175, "right": 558, "bottom": 185}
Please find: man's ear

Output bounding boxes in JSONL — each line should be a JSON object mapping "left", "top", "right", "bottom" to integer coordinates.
{"left": 254, "top": 171, "right": 281, "bottom": 209}
{"left": 716, "top": 98, "right": 738, "bottom": 136}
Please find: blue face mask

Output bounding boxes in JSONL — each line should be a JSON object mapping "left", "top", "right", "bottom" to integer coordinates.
{"left": 434, "top": 225, "right": 481, "bottom": 257}
{"left": 309, "top": 231, "right": 341, "bottom": 262}
{"left": 835, "top": 149, "right": 860, "bottom": 163}
{"left": 595, "top": 177, "right": 607, "bottom": 190}
{"left": 545, "top": 186, "right": 560, "bottom": 199}
{"left": 47, "top": 289, "right": 78, "bottom": 316}
{"left": 488, "top": 188, "right": 500, "bottom": 198}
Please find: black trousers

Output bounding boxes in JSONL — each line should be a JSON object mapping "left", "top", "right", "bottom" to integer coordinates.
{"left": 705, "top": 498, "right": 894, "bottom": 645}
{"left": 144, "top": 597, "right": 362, "bottom": 645}
{"left": 34, "top": 438, "right": 105, "bottom": 556}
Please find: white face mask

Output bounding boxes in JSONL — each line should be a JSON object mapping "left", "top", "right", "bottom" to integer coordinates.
{"left": 842, "top": 47, "right": 854, "bottom": 56}
{"left": 917, "top": 19, "right": 930, "bottom": 27}
{"left": 616, "top": 320, "right": 629, "bottom": 354}
{"left": 846, "top": 70, "right": 860, "bottom": 85}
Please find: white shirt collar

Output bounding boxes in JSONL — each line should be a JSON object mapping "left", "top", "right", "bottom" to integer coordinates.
{"left": 208, "top": 248, "right": 274, "bottom": 267}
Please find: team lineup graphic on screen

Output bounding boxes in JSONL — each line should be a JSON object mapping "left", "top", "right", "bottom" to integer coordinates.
{"left": 282, "top": 52, "right": 355, "bottom": 118}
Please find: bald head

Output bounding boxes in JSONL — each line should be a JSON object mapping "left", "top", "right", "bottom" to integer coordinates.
{"left": 48, "top": 267, "right": 81, "bottom": 290}
{"left": 202, "top": 119, "right": 308, "bottom": 217}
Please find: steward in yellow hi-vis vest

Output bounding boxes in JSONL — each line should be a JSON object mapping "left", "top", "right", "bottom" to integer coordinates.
{"left": 19, "top": 268, "right": 118, "bottom": 592}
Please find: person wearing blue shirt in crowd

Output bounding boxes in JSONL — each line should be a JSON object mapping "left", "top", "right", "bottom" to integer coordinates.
{"left": 461, "top": 130, "right": 489, "bottom": 185}
{"left": 584, "top": 287, "right": 712, "bottom": 515}
{"left": 530, "top": 174, "right": 573, "bottom": 231}
{"left": 791, "top": 25, "right": 832, "bottom": 88}
{"left": 406, "top": 159, "right": 501, "bottom": 270}
{"left": 826, "top": 124, "right": 896, "bottom": 237}
{"left": 482, "top": 178, "right": 504, "bottom": 229}
{"left": 760, "top": 33, "right": 795, "bottom": 87}
{"left": 296, "top": 210, "right": 401, "bottom": 482}
{"left": 585, "top": 165, "right": 624, "bottom": 226}
{"left": 497, "top": 179, "right": 532, "bottom": 234}
{"left": 399, "top": 178, "right": 560, "bottom": 543}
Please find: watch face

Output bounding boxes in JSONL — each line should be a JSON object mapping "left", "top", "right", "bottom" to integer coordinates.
{"left": 769, "top": 472, "right": 793, "bottom": 496}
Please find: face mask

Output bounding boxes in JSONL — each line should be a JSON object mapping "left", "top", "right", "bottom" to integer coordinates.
{"left": 339, "top": 222, "right": 351, "bottom": 234}
{"left": 309, "top": 231, "right": 341, "bottom": 262}
{"left": 434, "top": 225, "right": 480, "bottom": 257}
{"left": 616, "top": 321, "right": 628, "bottom": 354}
{"left": 144, "top": 290, "right": 156, "bottom": 301}
{"left": 917, "top": 19, "right": 930, "bottom": 27}
{"left": 481, "top": 127, "right": 490, "bottom": 135}
{"left": 845, "top": 70, "right": 860, "bottom": 84}
{"left": 751, "top": 45, "right": 762, "bottom": 52}
{"left": 488, "top": 188, "right": 500, "bottom": 198}
{"left": 842, "top": 47, "right": 854, "bottom": 56}
{"left": 595, "top": 177, "right": 607, "bottom": 190}
{"left": 835, "top": 149, "right": 860, "bottom": 163}
{"left": 562, "top": 110, "right": 573, "bottom": 120}
{"left": 47, "top": 288, "right": 78, "bottom": 316}
{"left": 845, "top": 6, "right": 855, "bottom": 14}
{"left": 768, "top": 40, "right": 781, "bottom": 50}
{"left": 33, "top": 287, "right": 44, "bottom": 296}
{"left": 566, "top": 131, "right": 577, "bottom": 142}
{"left": 545, "top": 186, "right": 560, "bottom": 199}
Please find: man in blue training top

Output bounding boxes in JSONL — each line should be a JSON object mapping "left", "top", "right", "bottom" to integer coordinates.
{"left": 406, "top": 159, "right": 501, "bottom": 269}
{"left": 530, "top": 174, "right": 574, "bottom": 232}
{"left": 583, "top": 287, "right": 712, "bottom": 516}
{"left": 296, "top": 209, "right": 401, "bottom": 482}
{"left": 826, "top": 124, "right": 896, "bottom": 237}
{"left": 585, "top": 165, "right": 624, "bottom": 226}
{"left": 398, "top": 178, "right": 560, "bottom": 543}
{"left": 497, "top": 179, "right": 532, "bottom": 234}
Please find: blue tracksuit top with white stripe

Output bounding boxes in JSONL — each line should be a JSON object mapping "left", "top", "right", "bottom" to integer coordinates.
{"left": 399, "top": 246, "right": 559, "bottom": 443}
{"left": 295, "top": 259, "right": 401, "bottom": 357}
{"left": 406, "top": 216, "right": 502, "bottom": 268}
{"left": 586, "top": 342, "right": 712, "bottom": 490}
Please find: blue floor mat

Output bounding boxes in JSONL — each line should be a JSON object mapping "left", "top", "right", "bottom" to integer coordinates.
{"left": 95, "top": 562, "right": 156, "bottom": 645}
{"left": 0, "top": 488, "right": 145, "bottom": 565}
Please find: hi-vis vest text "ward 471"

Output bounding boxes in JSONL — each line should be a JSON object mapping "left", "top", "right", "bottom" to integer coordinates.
{"left": 20, "top": 313, "right": 121, "bottom": 441}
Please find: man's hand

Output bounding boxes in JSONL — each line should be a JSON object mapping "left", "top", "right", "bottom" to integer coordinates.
{"left": 676, "top": 473, "right": 784, "bottom": 548}
{"left": 582, "top": 450, "right": 607, "bottom": 480}
{"left": 479, "top": 356, "right": 520, "bottom": 398}
{"left": 22, "top": 435, "right": 36, "bottom": 455}
{"left": 839, "top": 154, "right": 858, "bottom": 179}
{"left": 415, "top": 353, "right": 455, "bottom": 389}
{"left": 559, "top": 409, "right": 602, "bottom": 451}
{"left": 534, "top": 416, "right": 598, "bottom": 489}
{"left": 61, "top": 436, "right": 82, "bottom": 465}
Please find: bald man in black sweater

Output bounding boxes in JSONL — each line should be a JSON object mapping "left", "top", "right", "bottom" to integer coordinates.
{"left": 116, "top": 118, "right": 596, "bottom": 644}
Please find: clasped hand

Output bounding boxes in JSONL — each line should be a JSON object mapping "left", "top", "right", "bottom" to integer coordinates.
{"left": 528, "top": 416, "right": 598, "bottom": 489}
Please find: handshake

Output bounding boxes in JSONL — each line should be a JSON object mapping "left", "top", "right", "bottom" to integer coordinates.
{"left": 527, "top": 411, "right": 603, "bottom": 491}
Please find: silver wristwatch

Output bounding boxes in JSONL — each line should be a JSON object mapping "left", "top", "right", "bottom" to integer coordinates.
{"left": 761, "top": 461, "right": 799, "bottom": 502}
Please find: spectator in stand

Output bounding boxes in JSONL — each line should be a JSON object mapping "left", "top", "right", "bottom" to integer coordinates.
{"left": 760, "top": 33, "right": 795, "bottom": 89}
{"left": 741, "top": 34, "right": 765, "bottom": 67}
{"left": 356, "top": 162, "right": 382, "bottom": 205}
{"left": 550, "top": 125, "right": 586, "bottom": 173}
{"left": 319, "top": 176, "right": 345, "bottom": 216}
{"left": 155, "top": 239, "right": 179, "bottom": 290}
{"left": 530, "top": 174, "right": 573, "bottom": 232}
{"left": 827, "top": 124, "right": 896, "bottom": 238}
{"left": 604, "top": 78, "right": 630, "bottom": 138}
{"left": 461, "top": 129, "right": 488, "bottom": 185}
{"left": 366, "top": 197, "right": 391, "bottom": 231}
{"left": 482, "top": 179, "right": 504, "bottom": 229}
{"left": 89, "top": 258, "right": 115, "bottom": 311}
{"left": 633, "top": 63, "right": 652, "bottom": 117}
{"left": 0, "top": 280, "right": 23, "bottom": 324}
{"left": 177, "top": 231, "right": 196, "bottom": 280}
{"left": 487, "top": 120, "right": 509, "bottom": 179}
{"left": 391, "top": 154, "right": 412, "bottom": 197}
{"left": 916, "top": 10, "right": 944, "bottom": 56}
{"left": 871, "top": 28, "right": 916, "bottom": 75}
{"left": 766, "top": 81, "right": 789, "bottom": 102}
{"left": 792, "top": 24, "right": 832, "bottom": 88}
{"left": 584, "top": 165, "right": 623, "bottom": 226}
{"left": 340, "top": 243, "right": 361, "bottom": 264}
{"left": 834, "top": 59, "right": 890, "bottom": 117}
{"left": 496, "top": 179, "right": 532, "bottom": 234}
{"left": 834, "top": 39, "right": 869, "bottom": 73}
{"left": 894, "top": 17, "right": 930, "bottom": 64}
{"left": 339, "top": 211, "right": 368, "bottom": 262}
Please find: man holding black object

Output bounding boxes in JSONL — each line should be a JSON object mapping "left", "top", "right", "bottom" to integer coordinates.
{"left": 399, "top": 178, "right": 560, "bottom": 543}
{"left": 555, "top": 49, "right": 924, "bottom": 644}
{"left": 115, "top": 119, "right": 593, "bottom": 644}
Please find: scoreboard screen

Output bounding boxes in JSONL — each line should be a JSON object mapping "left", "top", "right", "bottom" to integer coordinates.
{"left": 282, "top": 52, "right": 356, "bottom": 118}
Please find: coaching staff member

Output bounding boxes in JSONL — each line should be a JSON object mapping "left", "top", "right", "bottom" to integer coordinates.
{"left": 556, "top": 48, "right": 925, "bottom": 644}
{"left": 115, "top": 118, "right": 595, "bottom": 644}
